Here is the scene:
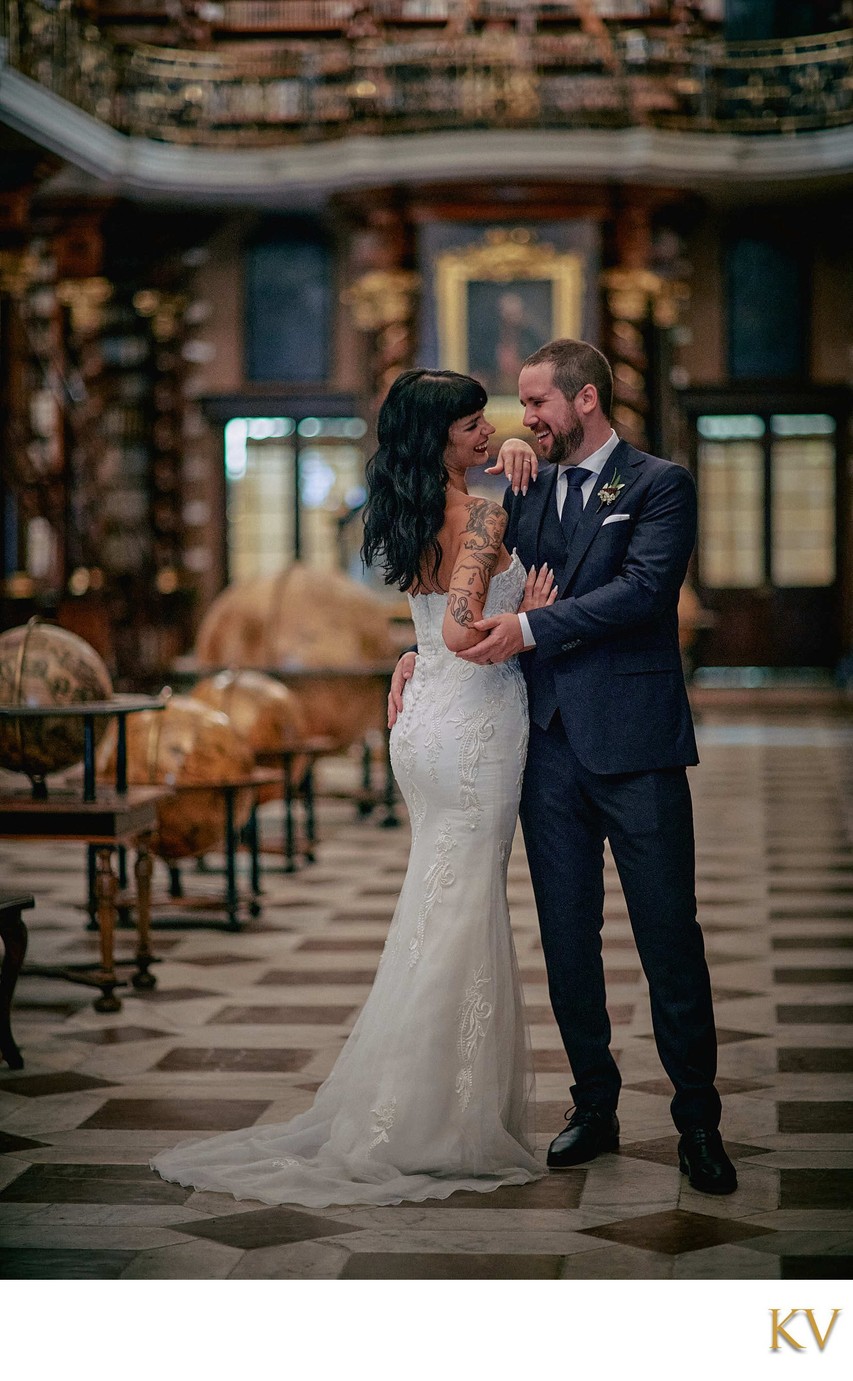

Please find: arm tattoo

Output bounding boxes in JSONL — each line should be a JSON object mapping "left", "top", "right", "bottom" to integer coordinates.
{"left": 447, "top": 500, "right": 505, "bottom": 629}
{"left": 461, "top": 499, "right": 504, "bottom": 557}
{"left": 447, "top": 591, "right": 475, "bottom": 627}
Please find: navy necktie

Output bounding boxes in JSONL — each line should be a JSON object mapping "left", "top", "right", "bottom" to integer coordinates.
{"left": 560, "top": 466, "right": 593, "bottom": 545}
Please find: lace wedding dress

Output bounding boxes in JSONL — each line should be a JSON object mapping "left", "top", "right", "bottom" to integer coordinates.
{"left": 151, "top": 551, "right": 543, "bottom": 1206}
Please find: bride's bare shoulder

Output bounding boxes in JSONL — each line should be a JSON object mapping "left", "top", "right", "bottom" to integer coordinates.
{"left": 413, "top": 495, "right": 507, "bottom": 593}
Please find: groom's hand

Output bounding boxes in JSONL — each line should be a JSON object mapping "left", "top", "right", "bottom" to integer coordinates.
{"left": 456, "top": 614, "right": 525, "bottom": 664}
{"left": 485, "top": 438, "right": 539, "bottom": 495}
{"left": 387, "top": 651, "right": 417, "bottom": 728}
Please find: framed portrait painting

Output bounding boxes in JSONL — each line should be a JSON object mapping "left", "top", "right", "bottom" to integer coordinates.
{"left": 434, "top": 227, "right": 585, "bottom": 440}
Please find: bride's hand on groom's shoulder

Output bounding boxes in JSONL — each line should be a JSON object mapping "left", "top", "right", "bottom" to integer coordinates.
{"left": 388, "top": 651, "right": 417, "bottom": 728}
{"left": 519, "top": 564, "right": 558, "bottom": 613}
{"left": 485, "top": 438, "right": 539, "bottom": 495}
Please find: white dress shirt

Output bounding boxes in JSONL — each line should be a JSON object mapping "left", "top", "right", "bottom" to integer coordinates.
{"left": 517, "top": 429, "right": 619, "bottom": 650}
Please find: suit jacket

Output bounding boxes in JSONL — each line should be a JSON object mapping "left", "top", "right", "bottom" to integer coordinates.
{"left": 504, "top": 437, "right": 699, "bottom": 775}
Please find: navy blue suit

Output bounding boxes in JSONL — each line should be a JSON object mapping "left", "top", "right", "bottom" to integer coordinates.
{"left": 505, "top": 438, "right": 720, "bottom": 1131}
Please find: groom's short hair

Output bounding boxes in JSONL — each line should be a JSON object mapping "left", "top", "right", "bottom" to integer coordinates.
{"left": 523, "top": 339, "right": 613, "bottom": 420}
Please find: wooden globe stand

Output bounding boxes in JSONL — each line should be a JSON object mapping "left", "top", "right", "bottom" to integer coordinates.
{"left": 134, "top": 767, "right": 283, "bottom": 932}
{"left": 169, "top": 661, "right": 404, "bottom": 831}
{"left": 263, "top": 667, "right": 402, "bottom": 831}
{"left": 254, "top": 734, "right": 339, "bottom": 871}
{"left": 0, "top": 695, "right": 169, "bottom": 1018}
{"left": 0, "top": 891, "right": 34, "bottom": 1069}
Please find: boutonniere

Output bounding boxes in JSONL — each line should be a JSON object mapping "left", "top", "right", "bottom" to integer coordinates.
{"left": 596, "top": 473, "right": 625, "bottom": 511}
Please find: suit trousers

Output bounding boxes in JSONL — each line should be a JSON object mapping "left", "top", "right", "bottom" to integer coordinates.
{"left": 519, "top": 716, "right": 721, "bottom": 1132}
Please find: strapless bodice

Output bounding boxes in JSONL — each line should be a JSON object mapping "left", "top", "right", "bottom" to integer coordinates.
{"left": 407, "top": 550, "right": 526, "bottom": 659}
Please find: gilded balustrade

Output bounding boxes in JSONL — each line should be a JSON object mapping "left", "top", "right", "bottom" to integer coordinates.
{"left": 2, "top": 1, "right": 851, "bottom": 145}
{"left": 3, "top": 0, "right": 118, "bottom": 119}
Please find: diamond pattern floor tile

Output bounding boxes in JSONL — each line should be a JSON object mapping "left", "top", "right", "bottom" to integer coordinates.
{"left": 0, "top": 1249, "right": 138, "bottom": 1279}
{"left": 0, "top": 1162, "right": 192, "bottom": 1206}
{"left": 2, "top": 721, "right": 852, "bottom": 1279}
{"left": 578, "top": 1209, "right": 772, "bottom": 1255}
{"left": 174, "top": 1206, "right": 362, "bottom": 1249}
{"left": 0, "top": 1072, "right": 117, "bottom": 1098}
{"left": 79, "top": 1099, "right": 272, "bottom": 1131}
{"left": 340, "top": 1252, "right": 565, "bottom": 1279}
{"left": 779, "top": 1169, "right": 853, "bottom": 1210}
{"left": 154, "top": 1048, "right": 314, "bottom": 1073}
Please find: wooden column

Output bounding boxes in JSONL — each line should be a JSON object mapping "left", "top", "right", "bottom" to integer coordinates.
{"left": 339, "top": 201, "right": 420, "bottom": 417}
{"left": 601, "top": 197, "right": 690, "bottom": 452}
{"left": 601, "top": 201, "right": 655, "bottom": 450}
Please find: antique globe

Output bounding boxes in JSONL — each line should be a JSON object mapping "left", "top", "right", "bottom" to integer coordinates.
{"left": 191, "top": 669, "right": 308, "bottom": 802}
{"left": 111, "top": 694, "right": 255, "bottom": 860}
{"left": 0, "top": 618, "right": 113, "bottom": 790}
{"left": 194, "top": 562, "right": 399, "bottom": 749}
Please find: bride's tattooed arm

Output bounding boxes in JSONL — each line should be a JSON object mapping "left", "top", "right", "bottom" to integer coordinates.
{"left": 443, "top": 499, "right": 507, "bottom": 652}
{"left": 447, "top": 503, "right": 504, "bottom": 625}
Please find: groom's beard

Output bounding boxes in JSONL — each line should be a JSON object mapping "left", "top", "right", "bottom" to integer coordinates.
{"left": 548, "top": 415, "right": 585, "bottom": 466}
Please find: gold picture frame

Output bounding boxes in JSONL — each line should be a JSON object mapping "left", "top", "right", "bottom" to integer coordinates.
{"left": 435, "top": 227, "right": 585, "bottom": 441}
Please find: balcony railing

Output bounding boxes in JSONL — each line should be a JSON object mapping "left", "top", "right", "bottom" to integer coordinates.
{"left": 2, "top": 1, "right": 851, "bottom": 146}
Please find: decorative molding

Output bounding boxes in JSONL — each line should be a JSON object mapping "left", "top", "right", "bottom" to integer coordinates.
{"left": 0, "top": 247, "right": 41, "bottom": 297}
{"left": 340, "top": 269, "right": 420, "bottom": 333}
{"left": 600, "top": 267, "right": 690, "bottom": 330}
{"left": 56, "top": 277, "right": 112, "bottom": 334}
{"left": 2, "top": 67, "right": 853, "bottom": 205}
{"left": 341, "top": 266, "right": 420, "bottom": 410}
{"left": 4, "top": 4, "right": 851, "bottom": 145}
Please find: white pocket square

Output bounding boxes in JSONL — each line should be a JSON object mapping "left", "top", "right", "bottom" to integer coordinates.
{"left": 601, "top": 512, "right": 631, "bottom": 526}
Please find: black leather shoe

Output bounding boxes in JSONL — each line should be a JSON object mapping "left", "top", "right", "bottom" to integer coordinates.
{"left": 678, "top": 1127, "right": 737, "bottom": 1195}
{"left": 547, "top": 1108, "right": 620, "bottom": 1168}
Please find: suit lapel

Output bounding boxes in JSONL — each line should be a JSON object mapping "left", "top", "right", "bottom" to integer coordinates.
{"left": 517, "top": 464, "right": 558, "bottom": 567}
{"left": 558, "top": 440, "right": 642, "bottom": 592}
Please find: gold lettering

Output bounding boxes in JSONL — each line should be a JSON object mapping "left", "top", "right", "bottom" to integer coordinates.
{"left": 804, "top": 1309, "right": 841, "bottom": 1351}
{"left": 771, "top": 1309, "right": 804, "bottom": 1351}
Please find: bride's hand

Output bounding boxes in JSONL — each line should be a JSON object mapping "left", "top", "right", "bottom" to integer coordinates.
{"left": 388, "top": 651, "right": 417, "bottom": 728}
{"left": 519, "top": 564, "right": 558, "bottom": 613}
{"left": 484, "top": 438, "right": 539, "bottom": 495}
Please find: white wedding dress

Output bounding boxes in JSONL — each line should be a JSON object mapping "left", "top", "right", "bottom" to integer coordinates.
{"left": 151, "top": 551, "right": 543, "bottom": 1206}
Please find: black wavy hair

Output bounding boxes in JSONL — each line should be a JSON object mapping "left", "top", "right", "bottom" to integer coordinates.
{"left": 361, "top": 368, "right": 488, "bottom": 592}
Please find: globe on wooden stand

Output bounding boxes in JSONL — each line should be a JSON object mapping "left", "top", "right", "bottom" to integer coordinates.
{"left": 0, "top": 618, "right": 113, "bottom": 797}
{"left": 194, "top": 562, "right": 396, "bottom": 748}
{"left": 191, "top": 669, "right": 307, "bottom": 802}
{"left": 107, "top": 694, "right": 255, "bottom": 860}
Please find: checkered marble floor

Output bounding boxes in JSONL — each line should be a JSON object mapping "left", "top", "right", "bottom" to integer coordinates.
{"left": 1, "top": 715, "right": 852, "bottom": 1281}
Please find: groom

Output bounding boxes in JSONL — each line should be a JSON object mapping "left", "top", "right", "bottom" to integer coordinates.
{"left": 389, "top": 339, "right": 736, "bottom": 1195}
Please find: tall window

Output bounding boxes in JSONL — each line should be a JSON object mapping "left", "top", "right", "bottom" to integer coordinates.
{"left": 769, "top": 414, "right": 836, "bottom": 587}
{"left": 697, "top": 412, "right": 836, "bottom": 589}
{"left": 697, "top": 415, "right": 765, "bottom": 587}
{"left": 225, "top": 415, "right": 367, "bottom": 582}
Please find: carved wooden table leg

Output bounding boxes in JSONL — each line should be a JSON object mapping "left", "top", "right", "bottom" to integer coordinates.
{"left": 303, "top": 761, "right": 317, "bottom": 863}
{"left": 246, "top": 806, "right": 262, "bottom": 918}
{"left": 281, "top": 753, "right": 297, "bottom": 873}
{"left": 381, "top": 715, "right": 400, "bottom": 829}
{"left": 132, "top": 834, "right": 157, "bottom": 990}
{"left": 86, "top": 844, "right": 99, "bottom": 931}
{"left": 223, "top": 787, "right": 242, "bottom": 932}
{"left": 359, "top": 739, "right": 373, "bottom": 818}
{"left": 0, "top": 904, "right": 29, "bottom": 1069}
{"left": 94, "top": 846, "right": 122, "bottom": 1013}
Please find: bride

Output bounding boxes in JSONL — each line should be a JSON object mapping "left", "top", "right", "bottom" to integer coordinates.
{"left": 151, "top": 369, "right": 555, "bottom": 1207}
